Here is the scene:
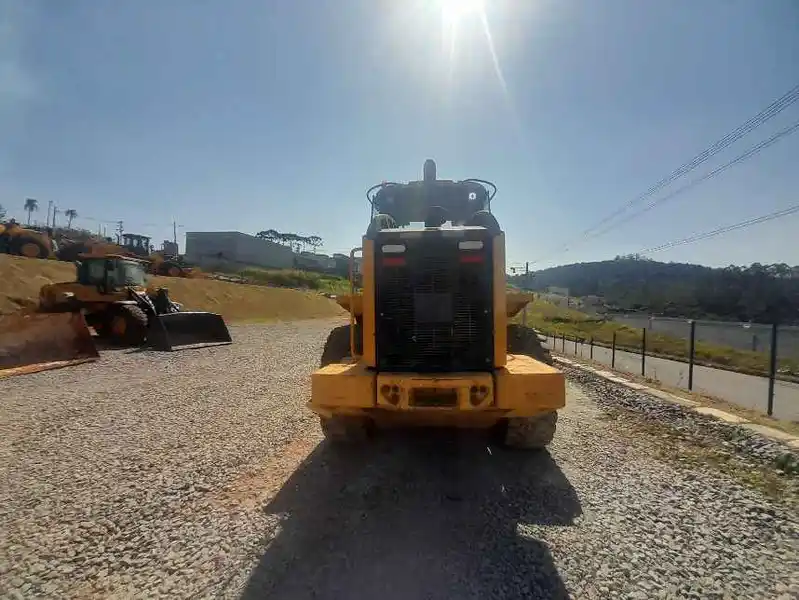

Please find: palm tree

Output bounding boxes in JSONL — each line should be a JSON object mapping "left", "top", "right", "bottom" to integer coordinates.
{"left": 23, "top": 198, "right": 38, "bottom": 225}
{"left": 65, "top": 209, "right": 78, "bottom": 229}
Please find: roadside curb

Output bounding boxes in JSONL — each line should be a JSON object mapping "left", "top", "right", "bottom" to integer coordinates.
{"left": 553, "top": 356, "right": 799, "bottom": 449}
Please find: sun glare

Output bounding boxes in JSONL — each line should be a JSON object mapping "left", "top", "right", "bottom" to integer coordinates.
{"left": 441, "top": 0, "right": 485, "bottom": 24}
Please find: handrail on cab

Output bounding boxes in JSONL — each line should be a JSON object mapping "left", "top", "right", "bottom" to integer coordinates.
{"left": 349, "top": 247, "right": 363, "bottom": 360}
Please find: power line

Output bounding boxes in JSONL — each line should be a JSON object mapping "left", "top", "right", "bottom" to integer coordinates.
{"left": 580, "top": 83, "right": 799, "bottom": 237}
{"left": 530, "top": 81, "right": 799, "bottom": 265}
{"left": 639, "top": 204, "right": 799, "bottom": 255}
{"left": 587, "top": 119, "right": 799, "bottom": 239}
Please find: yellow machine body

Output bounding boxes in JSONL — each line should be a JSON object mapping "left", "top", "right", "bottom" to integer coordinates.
{"left": 310, "top": 235, "right": 565, "bottom": 432}
{"left": 0, "top": 222, "right": 54, "bottom": 259}
{"left": 312, "top": 354, "right": 564, "bottom": 430}
{"left": 310, "top": 161, "right": 565, "bottom": 445}
{"left": 39, "top": 254, "right": 154, "bottom": 314}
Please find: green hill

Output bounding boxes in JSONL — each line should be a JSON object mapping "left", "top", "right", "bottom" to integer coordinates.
{"left": 510, "top": 256, "right": 799, "bottom": 324}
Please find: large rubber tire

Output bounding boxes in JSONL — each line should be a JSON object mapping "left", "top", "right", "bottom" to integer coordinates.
{"left": 320, "top": 323, "right": 362, "bottom": 367}
{"left": 320, "top": 415, "right": 372, "bottom": 443}
{"left": 507, "top": 323, "right": 553, "bottom": 365}
{"left": 158, "top": 261, "right": 184, "bottom": 277}
{"left": 502, "top": 411, "right": 558, "bottom": 450}
{"left": 56, "top": 242, "right": 89, "bottom": 262}
{"left": 108, "top": 304, "right": 149, "bottom": 346}
{"left": 9, "top": 235, "right": 50, "bottom": 259}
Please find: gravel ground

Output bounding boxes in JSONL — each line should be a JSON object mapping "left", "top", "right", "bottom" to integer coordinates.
{"left": 1, "top": 320, "right": 798, "bottom": 599}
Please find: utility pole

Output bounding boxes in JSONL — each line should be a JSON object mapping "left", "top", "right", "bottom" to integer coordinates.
{"left": 47, "top": 201, "right": 53, "bottom": 227}
{"left": 522, "top": 261, "right": 530, "bottom": 326}
{"left": 173, "top": 220, "right": 177, "bottom": 245}
{"left": 52, "top": 206, "right": 59, "bottom": 228}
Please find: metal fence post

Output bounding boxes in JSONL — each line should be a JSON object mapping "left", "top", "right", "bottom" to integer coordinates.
{"left": 611, "top": 332, "right": 616, "bottom": 369}
{"left": 767, "top": 323, "right": 778, "bottom": 417}
{"left": 590, "top": 337, "right": 594, "bottom": 360}
{"left": 562, "top": 333, "right": 566, "bottom": 352}
{"left": 574, "top": 337, "right": 578, "bottom": 354}
{"left": 641, "top": 328, "right": 647, "bottom": 376}
{"left": 688, "top": 320, "right": 696, "bottom": 391}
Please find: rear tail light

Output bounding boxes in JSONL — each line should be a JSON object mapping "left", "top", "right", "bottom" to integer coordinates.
{"left": 382, "top": 256, "right": 406, "bottom": 267}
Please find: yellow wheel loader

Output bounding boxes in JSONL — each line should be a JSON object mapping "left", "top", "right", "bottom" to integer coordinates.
{"left": 310, "top": 159, "right": 566, "bottom": 449}
{"left": 0, "top": 221, "right": 54, "bottom": 259}
{"left": 38, "top": 254, "right": 232, "bottom": 350}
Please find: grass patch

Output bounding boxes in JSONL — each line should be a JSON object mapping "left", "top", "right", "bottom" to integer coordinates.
{"left": 520, "top": 298, "right": 799, "bottom": 379}
{"left": 237, "top": 267, "right": 351, "bottom": 294}
{"left": 613, "top": 409, "right": 795, "bottom": 500}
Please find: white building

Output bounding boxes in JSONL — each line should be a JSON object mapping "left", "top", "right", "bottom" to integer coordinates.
{"left": 185, "top": 231, "right": 294, "bottom": 270}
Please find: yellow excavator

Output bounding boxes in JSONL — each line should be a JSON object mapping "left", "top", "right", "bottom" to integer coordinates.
{"left": 310, "top": 160, "right": 565, "bottom": 449}
{"left": 2, "top": 253, "right": 232, "bottom": 379}
{"left": 0, "top": 221, "right": 54, "bottom": 259}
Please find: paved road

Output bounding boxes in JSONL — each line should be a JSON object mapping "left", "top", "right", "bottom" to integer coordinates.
{"left": 544, "top": 335, "right": 799, "bottom": 421}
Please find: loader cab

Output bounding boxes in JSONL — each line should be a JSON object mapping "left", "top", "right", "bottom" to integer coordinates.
{"left": 76, "top": 255, "right": 148, "bottom": 292}
{"left": 120, "top": 233, "right": 152, "bottom": 257}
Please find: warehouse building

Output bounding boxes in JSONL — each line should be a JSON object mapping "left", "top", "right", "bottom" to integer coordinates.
{"left": 185, "top": 231, "right": 294, "bottom": 270}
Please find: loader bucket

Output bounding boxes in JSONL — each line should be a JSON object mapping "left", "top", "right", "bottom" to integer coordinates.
{"left": 146, "top": 311, "right": 232, "bottom": 351}
{"left": 506, "top": 291, "right": 534, "bottom": 318}
{"left": 334, "top": 293, "right": 363, "bottom": 316}
{"left": 0, "top": 311, "right": 99, "bottom": 379}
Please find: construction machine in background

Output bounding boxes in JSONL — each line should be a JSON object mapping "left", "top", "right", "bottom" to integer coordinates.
{"left": 117, "top": 233, "right": 198, "bottom": 277}
{"left": 310, "top": 159, "right": 566, "bottom": 449}
{"left": 1, "top": 253, "right": 232, "bottom": 379}
{"left": 0, "top": 221, "right": 55, "bottom": 259}
{"left": 55, "top": 232, "right": 198, "bottom": 278}
{"left": 38, "top": 254, "right": 231, "bottom": 349}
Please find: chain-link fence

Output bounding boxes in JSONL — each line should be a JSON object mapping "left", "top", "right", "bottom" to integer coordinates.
{"left": 538, "top": 317, "right": 799, "bottom": 421}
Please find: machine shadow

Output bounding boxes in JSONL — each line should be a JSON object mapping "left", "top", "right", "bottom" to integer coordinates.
{"left": 240, "top": 429, "right": 580, "bottom": 600}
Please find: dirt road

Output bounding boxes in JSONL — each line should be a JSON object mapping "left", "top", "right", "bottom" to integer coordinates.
{"left": 1, "top": 321, "right": 797, "bottom": 599}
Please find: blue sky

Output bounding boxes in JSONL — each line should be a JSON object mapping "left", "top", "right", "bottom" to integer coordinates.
{"left": 1, "top": 0, "right": 798, "bottom": 270}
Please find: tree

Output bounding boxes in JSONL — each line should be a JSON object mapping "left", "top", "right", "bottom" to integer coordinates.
{"left": 307, "top": 235, "right": 323, "bottom": 251}
{"left": 0, "top": 204, "right": 6, "bottom": 220}
{"left": 256, "top": 229, "right": 279, "bottom": 243}
{"left": 23, "top": 198, "right": 38, "bottom": 225}
{"left": 65, "top": 209, "right": 78, "bottom": 229}
{"left": 256, "top": 229, "right": 322, "bottom": 253}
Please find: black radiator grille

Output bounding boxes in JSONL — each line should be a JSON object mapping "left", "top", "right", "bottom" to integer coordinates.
{"left": 375, "top": 232, "right": 494, "bottom": 372}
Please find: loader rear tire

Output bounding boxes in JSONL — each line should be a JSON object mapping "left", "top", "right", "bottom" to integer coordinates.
{"left": 108, "top": 305, "right": 148, "bottom": 346}
{"left": 502, "top": 411, "right": 558, "bottom": 450}
{"left": 507, "top": 323, "right": 553, "bottom": 365}
{"left": 320, "top": 416, "right": 372, "bottom": 443}
{"left": 320, "top": 323, "right": 362, "bottom": 367}
{"left": 9, "top": 236, "right": 50, "bottom": 259}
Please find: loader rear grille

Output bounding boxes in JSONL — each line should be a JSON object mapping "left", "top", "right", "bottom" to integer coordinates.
{"left": 374, "top": 232, "right": 494, "bottom": 372}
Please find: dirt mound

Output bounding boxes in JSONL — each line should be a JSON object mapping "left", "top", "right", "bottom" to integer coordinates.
{"left": 0, "top": 255, "right": 346, "bottom": 322}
